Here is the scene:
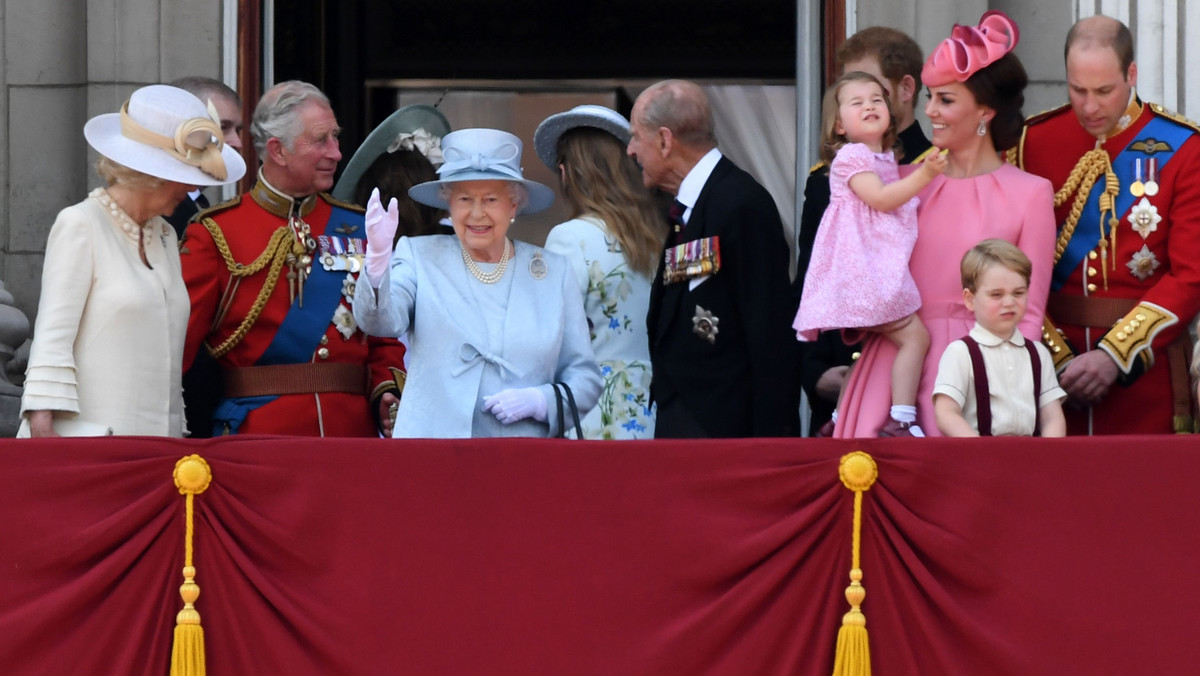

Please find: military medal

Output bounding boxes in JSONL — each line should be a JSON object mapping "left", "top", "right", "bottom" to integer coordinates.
{"left": 663, "top": 236, "right": 722, "bottom": 285}
{"left": 691, "top": 305, "right": 719, "bottom": 344}
{"left": 1130, "top": 158, "right": 1145, "bottom": 197}
{"left": 529, "top": 250, "right": 547, "bottom": 280}
{"left": 1127, "top": 197, "right": 1161, "bottom": 239}
{"left": 1144, "top": 158, "right": 1160, "bottom": 196}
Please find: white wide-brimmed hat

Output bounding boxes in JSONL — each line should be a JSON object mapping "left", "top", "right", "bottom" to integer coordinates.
{"left": 532, "top": 104, "right": 632, "bottom": 170}
{"left": 331, "top": 104, "right": 452, "bottom": 202}
{"left": 84, "top": 84, "right": 246, "bottom": 186}
{"left": 408, "top": 128, "right": 554, "bottom": 214}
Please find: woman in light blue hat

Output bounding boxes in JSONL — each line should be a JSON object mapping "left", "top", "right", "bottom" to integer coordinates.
{"left": 536, "top": 105, "right": 668, "bottom": 439}
{"left": 352, "top": 128, "right": 602, "bottom": 438}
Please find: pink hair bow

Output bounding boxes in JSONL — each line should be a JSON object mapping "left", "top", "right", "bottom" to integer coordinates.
{"left": 921, "top": 10, "right": 1020, "bottom": 86}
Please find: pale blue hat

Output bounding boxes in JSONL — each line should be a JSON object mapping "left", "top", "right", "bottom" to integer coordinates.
{"left": 408, "top": 128, "right": 554, "bottom": 214}
{"left": 533, "top": 105, "right": 631, "bottom": 170}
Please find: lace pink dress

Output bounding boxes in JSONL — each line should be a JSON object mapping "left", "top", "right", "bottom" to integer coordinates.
{"left": 793, "top": 143, "right": 921, "bottom": 341}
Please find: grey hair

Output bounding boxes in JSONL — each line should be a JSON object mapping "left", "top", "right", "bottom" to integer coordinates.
{"left": 638, "top": 80, "right": 717, "bottom": 148}
{"left": 438, "top": 181, "right": 528, "bottom": 211}
{"left": 250, "top": 80, "right": 331, "bottom": 158}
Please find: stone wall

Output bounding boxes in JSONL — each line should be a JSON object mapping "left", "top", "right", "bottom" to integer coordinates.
{"left": 1, "top": 0, "right": 225, "bottom": 324}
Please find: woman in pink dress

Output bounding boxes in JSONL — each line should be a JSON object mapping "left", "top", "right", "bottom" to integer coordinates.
{"left": 834, "top": 10, "right": 1056, "bottom": 438}
{"left": 795, "top": 71, "right": 947, "bottom": 436}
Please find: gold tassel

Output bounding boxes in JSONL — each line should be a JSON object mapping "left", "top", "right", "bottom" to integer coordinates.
{"left": 832, "top": 451, "right": 878, "bottom": 676}
{"left": 171, "top": 455, "right": 212, "bottom": 676}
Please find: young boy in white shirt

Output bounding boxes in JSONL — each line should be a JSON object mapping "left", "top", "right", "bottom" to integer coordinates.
{"left": 933, "top": 239, "right": 1067, "bottom": 437}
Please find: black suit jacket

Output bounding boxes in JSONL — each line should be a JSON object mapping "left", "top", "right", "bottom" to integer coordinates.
{"left": 167, "top": 193, "right": 221, "bottom": 436}
{"left": 165, "top": 195, "right": 206, "bottom": 240}
{"left": 648, "top": 156, "right": 797, "bottom": 437}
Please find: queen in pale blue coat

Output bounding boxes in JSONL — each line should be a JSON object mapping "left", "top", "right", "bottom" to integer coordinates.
{"left": 353, "top": 128, "right": 602, "bottom": 438}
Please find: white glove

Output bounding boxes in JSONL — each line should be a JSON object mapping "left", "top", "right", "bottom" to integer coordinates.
{"left": 482, "top": 387, "right": 548, "bottom": 425}
{"left": 364, "top": 187, "right": 399, "bottom": 286}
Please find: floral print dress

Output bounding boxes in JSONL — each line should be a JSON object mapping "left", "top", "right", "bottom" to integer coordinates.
{"left": 544, "top": 216, "right": 656, "bottom": 439}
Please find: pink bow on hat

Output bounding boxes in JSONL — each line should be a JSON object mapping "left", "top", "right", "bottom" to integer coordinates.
{"left": 922, "top": 10, "right": 1020, "bottom": 86}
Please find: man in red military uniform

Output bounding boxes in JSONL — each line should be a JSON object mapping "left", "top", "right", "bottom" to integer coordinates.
{"left": 181, "top": 80, "right": 405, "bottom": 436}
{"left": 1011, "top": 15, "right": 1200, "bottom": 434}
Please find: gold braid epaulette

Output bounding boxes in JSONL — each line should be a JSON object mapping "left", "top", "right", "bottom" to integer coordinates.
{"left": 200, "top": 217, "right": 303, "bottom": 358}
{"left": 321, "top": 192, "right": 367, "bottom": 213}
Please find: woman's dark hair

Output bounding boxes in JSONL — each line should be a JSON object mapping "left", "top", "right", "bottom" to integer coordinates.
{"left": 964, "top": 52, "right": 1028, "bottom": 152}
{"left": 353, "top": 149, "right": 445, "bottom": 242}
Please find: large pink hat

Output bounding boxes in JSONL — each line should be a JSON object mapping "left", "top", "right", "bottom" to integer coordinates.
{"left": 921, "top": 11, "right": 1020, "bottom": 87}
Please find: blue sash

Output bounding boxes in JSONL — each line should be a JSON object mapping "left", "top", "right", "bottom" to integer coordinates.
{"left": 1052, "top": 115, "right": 1192, "bottom": 289}
{"left": 214, "top": 204, "right": 365, "bottom": 434}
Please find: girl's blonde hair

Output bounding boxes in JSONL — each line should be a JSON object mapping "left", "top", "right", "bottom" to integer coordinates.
{"left": 819, "top": 71, "right": 902, "bottom": 166}
{"left": 556, "top": 127, "right": 667, "bottom": 277}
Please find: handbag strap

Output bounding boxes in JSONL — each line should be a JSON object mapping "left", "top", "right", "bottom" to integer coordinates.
{"left": 554, "top": 383, "right": 566, "bottom": 438}
{"left": 555, "top": 382, "right": 584, "bottom": 439}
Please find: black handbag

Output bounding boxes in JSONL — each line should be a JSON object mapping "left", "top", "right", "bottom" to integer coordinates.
{"left": 553, "top": 382, "right": 584, "bottom": 439}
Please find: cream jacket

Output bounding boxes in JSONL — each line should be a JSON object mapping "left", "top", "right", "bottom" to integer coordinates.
{"left": 19, "top": 190, "right": 189, "bottom": 437}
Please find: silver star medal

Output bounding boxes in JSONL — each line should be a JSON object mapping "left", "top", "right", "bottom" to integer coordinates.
{"left": 1127, "top": 197, "right": 1161, "bottom": 240}
{"left": 692, "top": 305, "right": 719, "bottom": 344}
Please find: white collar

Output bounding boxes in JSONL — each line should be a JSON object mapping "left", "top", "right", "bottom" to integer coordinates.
{"left": 674, "top": 148, "right": 723, "bottom": 214}
{"left": 968, "top": 321, "right": 1024, "bottom": 347}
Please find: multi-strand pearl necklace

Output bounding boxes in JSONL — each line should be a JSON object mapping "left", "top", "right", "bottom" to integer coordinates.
{"left": 90, "top": 187, "right": 151, "bottom": 246}
{"left": 461, "top": 238, "right": 512, "bottom": 284}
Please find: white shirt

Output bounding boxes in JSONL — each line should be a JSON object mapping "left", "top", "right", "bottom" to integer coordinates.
{"left": 933, "top": 322, "right": 1066, "bottom": 436}
{"left": 674, "top": 148, "right": 723, "bottom": 223}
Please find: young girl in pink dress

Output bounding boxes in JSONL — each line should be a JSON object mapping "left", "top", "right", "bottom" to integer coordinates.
{"left": 794, "top": 71, "right": 946, "bottom": 436}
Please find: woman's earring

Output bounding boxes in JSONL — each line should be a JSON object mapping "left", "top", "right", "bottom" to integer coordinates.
{"left": 510, "top": 217, "right": 516, "bottom": 225}
{"left": 976, "top": 120, "right": 988, "bottom": 137}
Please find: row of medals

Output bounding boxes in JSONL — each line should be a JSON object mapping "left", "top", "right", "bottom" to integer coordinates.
{"left": 1130, "top": 157, "right": 1159, "bottom": 197}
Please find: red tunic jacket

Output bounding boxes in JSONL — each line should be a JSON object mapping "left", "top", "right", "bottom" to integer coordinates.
{"left": 1014, "top": 102, "right": 1200, "bottom": 434}
{"left": 181, "top": 179, "right": 405, "bottom": 436}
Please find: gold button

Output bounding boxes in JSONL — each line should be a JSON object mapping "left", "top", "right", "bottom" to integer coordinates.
{"left": 1116, "top": 332, "right": 1127, "bottom": 341}
{"left": 1087, "top": 267, "right": 1097, "bottom": 277}
{"left": 317, "top": 347, "right": 330, "bottom": 359}
{"left": 320, "top": 335, "right": 329, "bottom": 346}
{"left": 1136, "top": 313, "right": 1146, "bottom": 321}
{"left": 1130, "top": 320, "right": 1140, "bottom": 329}
{"left": 1087, "top": 283, "right": 1097, "bottom": 292}
{"left": 1089, "top": 251, "right": 1099, "bottom": 260}
{"left": 1053, "top": 346, "right": 1061, "bottom": 353}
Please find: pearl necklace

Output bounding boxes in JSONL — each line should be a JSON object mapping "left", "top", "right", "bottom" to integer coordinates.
{"left": 91, "top": 187, "right": 151, "bottom": 246}
{"left": 461, "top": 238, "right": 512, "bottom": 284}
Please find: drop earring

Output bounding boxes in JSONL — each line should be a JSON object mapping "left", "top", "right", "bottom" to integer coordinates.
{"left": 976, "top": 120, "right": 988, "bottom": 137}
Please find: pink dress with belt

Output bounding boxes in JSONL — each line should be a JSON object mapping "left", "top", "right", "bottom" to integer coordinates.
{"left": 834, "top": 163, "right": 1056, "bottom": 437}
{"left": 794, "top": 143, "right": 921, "bottom": 341}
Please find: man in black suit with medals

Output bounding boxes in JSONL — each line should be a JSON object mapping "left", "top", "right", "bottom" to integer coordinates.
{"left": 629, "top": 79, "right": 797, "bottom": 438}
{"left": 795, "top": 27, "right": 933, "bottom": 435}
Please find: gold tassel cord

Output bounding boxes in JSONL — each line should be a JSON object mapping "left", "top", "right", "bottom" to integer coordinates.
{"left": 1051, "top": 144, "right": 1119, "bottom": 289}
{"left": 171, "top": 455, "right": 213, "bottom": 676}
{"left": 832, "top": 451, "right": 878, "bottom": 676}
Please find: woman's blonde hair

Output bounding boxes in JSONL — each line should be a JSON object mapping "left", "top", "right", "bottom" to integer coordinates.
{"left": 819, "top": 71, "right": 901, "bottom": 166}
{"left": 556, "top": 127, "right": 667, "bottom": 277}
{"left": 95, "top": 156, "right": 165, "bottom": 190}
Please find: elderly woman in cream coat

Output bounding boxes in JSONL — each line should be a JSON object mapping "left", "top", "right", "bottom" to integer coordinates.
{"left": 353, "top": 128, "right": 602, "bottom": 438}
{"left": 19, "top": 85, "right": 245, "bottom": 437}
